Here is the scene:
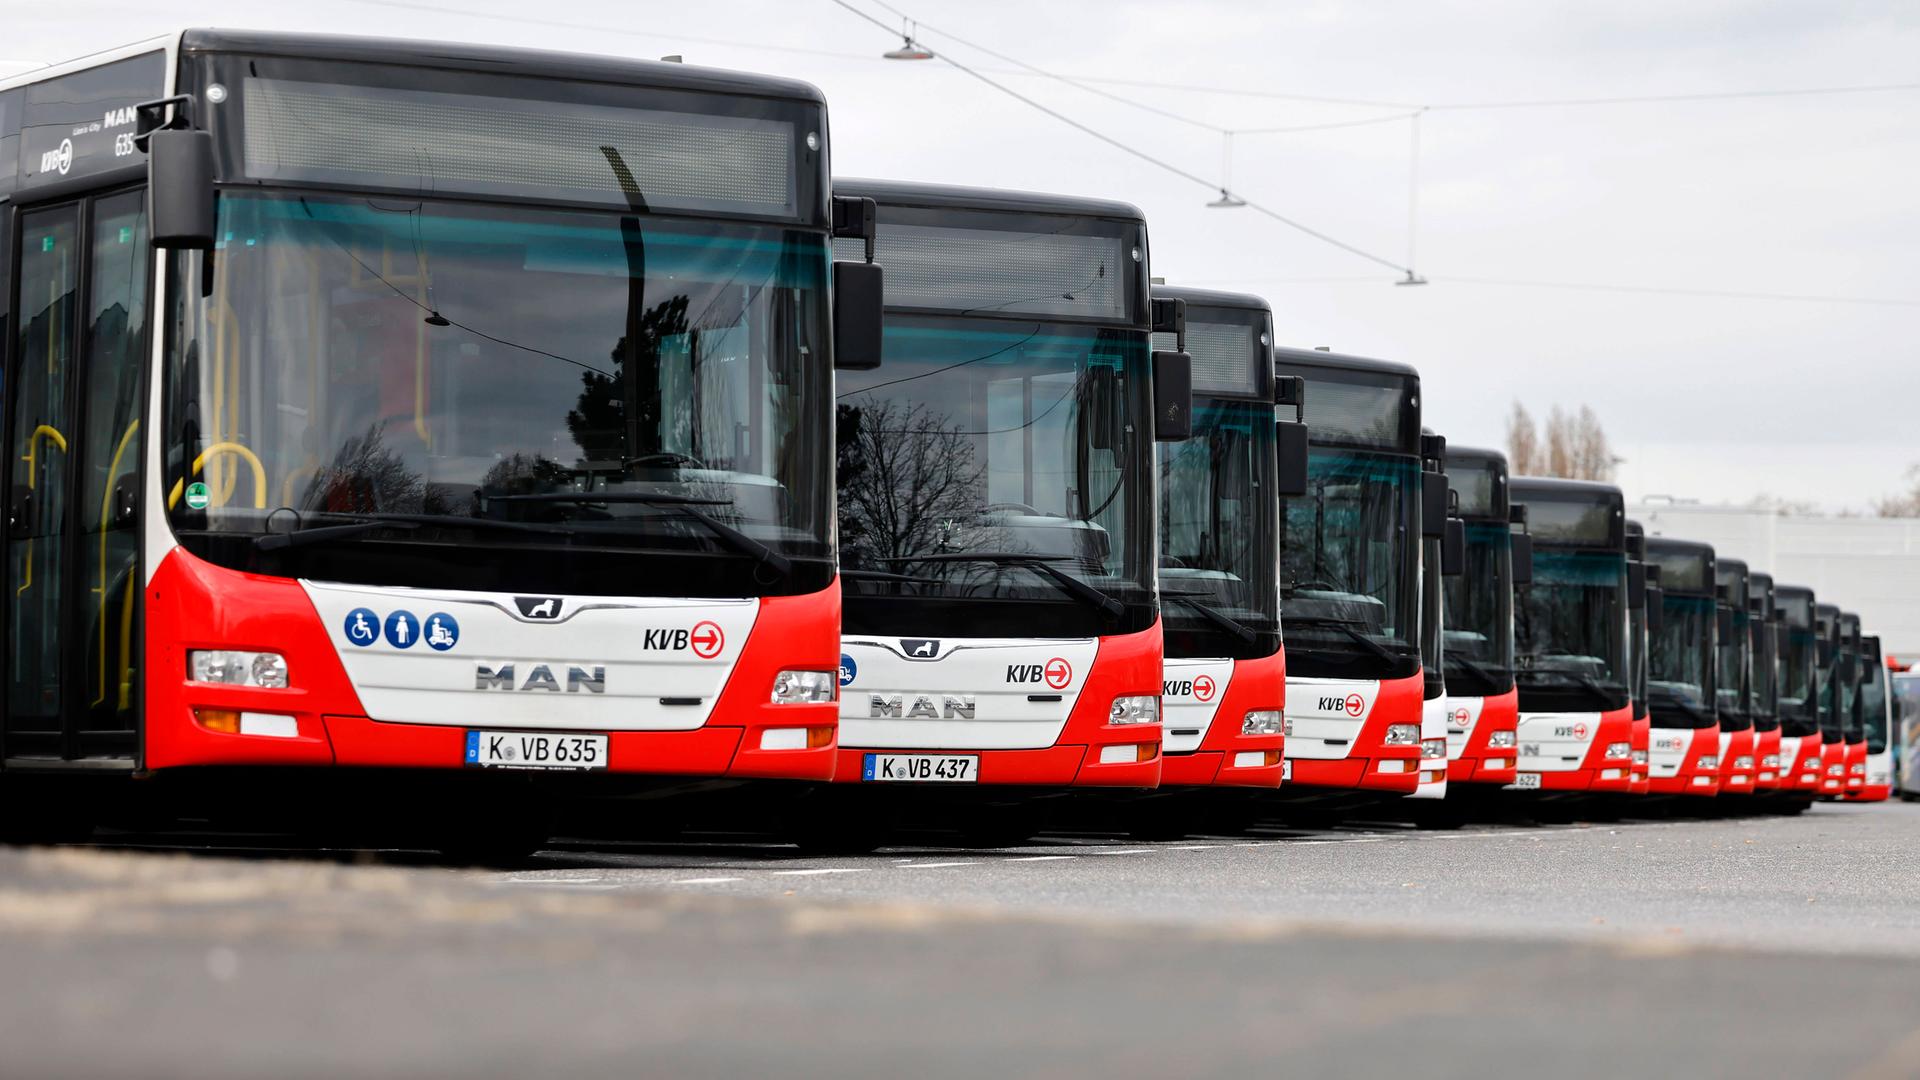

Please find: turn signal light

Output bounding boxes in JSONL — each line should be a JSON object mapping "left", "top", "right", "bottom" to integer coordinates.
{"left": 194, "top": 708, "right": 241, "bottom": 734}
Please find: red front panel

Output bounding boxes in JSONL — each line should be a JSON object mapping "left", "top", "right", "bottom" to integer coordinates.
{"left": 1819, "top": 740, "right": 1846, "bottom": 796}
{"left": 1534, "top": 705, "right": 1635, "bottom": 793}
{"left": 142, "top": 547, "right": 841, "bottom": 779}
{"left": 830, "top": 621, "right": 1165, "bottom": 788}
{"left": 1719, "top": 728, "right": 1758, "bottom": 795}
{"left": 1448, "top": 687, "right": 1518, "bottom": 786}
{"left": 1160, "top": 649, "right": 1284, "bottom": 789}
{"left": 1790, "top": 738, "right": 1826, "bottom": 792}
{"left": 1751, "top": 728, "right": 1783, "bottom": 792}
{"left": 1630, "top": 715, "right": 1651, "bottom": 795}
{"left": 1844, "top": 742, "right": 1867, "bottom": 793}
{"left": 1649, "top": 725, "right": 1722, "bottom": 796}
{"left": 1288, "top": 672, "right": 1423, "bottom": 794}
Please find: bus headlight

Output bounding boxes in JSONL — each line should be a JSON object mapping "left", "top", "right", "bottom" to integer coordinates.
{"left": 1761, "top": 754, "right": 1781, "bottom": 769}
{"left": 1488, "top": 730, "right": 1517, "bottom": 748}
{"left": 188, "top": 650, "right": 290, "bottom": 689}
{"left": 1421, "top": 738, "right": 1447, "bottom": 759}
{"left": 1109, "top": 696, "right": 1159, "bottom": 725}
{"left": 1733, "top": 755, "right": 1754, "bottom": 770}
{"left": 1697, "top": 755, "right": 1720, "bottom": 771}
{"left": 770, "top": 670, "right": 836, "bottom": 704}
{"left": 1242, "top": 710, "right": 1283, "bottom": 736}
{"left": 1604, "top": 742, "right": 1631, "bottom": 760}
{"left": 1383, "top": 723, "right": 1420, "bottom": 746}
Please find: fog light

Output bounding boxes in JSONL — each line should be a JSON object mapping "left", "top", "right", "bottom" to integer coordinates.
{"left": 1233, "top": 750, "right": 1281, "bottom": 769}
{"left": 1604, "top": 741, "right": 1631, "bottom": 760}
{"left": 761, "top": 726, "right": 835, "bottom": 750}
{"left": 1601, "top": 768, "right": 1625, "bottom": 781}
{"left": 1100, "top": 742, "right": 1157, "bottom": 764}
{"left": 1483, "top": 758, "right": 1510, "bottom": 770}
{"left": 1488, "top": 730, "right": 1517, "bottom": 749}
{"left": 1383, "top": 723, "right": 1419, "bottom": 746}
{"left": 1376, "top": 759, "right": 1409, "bottom": 773}
{"left": 1109, "top": 696, "right": 1159, "bottom": 725}
{"left": 1242, "top": 710, "right": 1283, "bottom": 736}
{"left": 770, "top": 670, "right": 836, "bottom": 704}
{"left": 189, "top": 650, "right": 290, "bottom": 689}
{"left": 1697, "top": 755, "right": 1720, "bottom": 771}
{"left": 1421, "top": 738, "right": 1446, "bottom": 759}
{"left": 1692, "top": 775, "right": 1714, "bottom": 787}
{"left": 1734, "top": 755, "right": 1754, "bottom": 770}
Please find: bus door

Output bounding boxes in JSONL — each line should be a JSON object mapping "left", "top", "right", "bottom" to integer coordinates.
{"left": 5, "top": 188, "right": 150, "bottom": 765}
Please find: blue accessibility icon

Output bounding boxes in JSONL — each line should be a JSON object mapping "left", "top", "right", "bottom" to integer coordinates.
{"left": 839, "top": 653, "right": 858, "bottom": 687}
{"left": 423, "top": 612, "right": 460, "bottom": 652}
{"left": 383, "top": 610, "right": 420, "bottom": 649}
{"left": 343, "top": 607, "right": 380, "bottom": 647}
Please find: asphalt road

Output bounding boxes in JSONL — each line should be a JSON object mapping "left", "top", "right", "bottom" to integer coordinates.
{"left": 2, "top": 801, "right": 1918, "bottom": 1078}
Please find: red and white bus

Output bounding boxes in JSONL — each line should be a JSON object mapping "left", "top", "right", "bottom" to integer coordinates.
{"left": 1773, "top": 584, "right": 1824, "bottom": 800}
{"left": 1410, "top": 430, "right": 1462, "bottom": 801}
{"left": 1712, "top": 559, "right": 1759, "bottom": 795}
{"left": 1508, "top": 479, "right": 1635, "bottom": 796}
{"left": 1152, "top": 287, "right": 1306, "bottom": 792}
{"left": 1624, "top": 521, "right": 1652, "bottom": 795}
{"left": 1849, "top": 635, "right": 1892, "bottom": 801}
{"left": 1839, "top": 612, "right": 1868, "bottom": 796}
{"left": 827, "top": 180, "right": 1184, "bottom": 844}
{"left": 1441, "top": 446, "right": 1520, "bottom": 790}
{"left": 1275, "top": 350, "right": 1425, "bottom": 797}
{"left": 0, "top": 31, "right": 883, "bottom": 854}
{"left": 1745, "top": 572, "right": 1783, "bottom": 791}
{"left": 1644, "top": 538, "right": 1722, "bottom": 797}
{"left": 1815, "top": 603, "right": 1847, "bottom": 796}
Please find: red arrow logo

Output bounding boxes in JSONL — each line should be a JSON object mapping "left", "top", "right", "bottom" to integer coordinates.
{"left": 1193, "top": 674, "right": 1217, "bottom": 702}
{"left": 690, "top": 620, "right": 725, "bottom": 659}
{"left": 1343, "top": 694, "right": 1365, "bottom": 717}
{"left": 1044, "top": 657, "right": 1072, "bottom": 690}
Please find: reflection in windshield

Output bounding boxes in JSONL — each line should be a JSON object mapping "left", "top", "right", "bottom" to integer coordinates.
{"left": 1515, "top": 549, "right": 1626, "bottom": 708}
{"left": 835, "top": 318, "right": 1153, "bottom": 630}
{"left": 164, "top": 192, "right": 832, "bottom": 591}
{"left": 1280, "top": 449, "right": 1419, "bottom": 679}
{"left": 1650, "top": 595, "right": 1714, "bottom": 711}
{"left": 1443, "top": 522, "right": 1514, "bottom": 696}
{"left": 1159, "top": 400, "right": 1278, "bottom": 659}
{"left": 1717, "top": 605, "right": 1752, "bottom": 722}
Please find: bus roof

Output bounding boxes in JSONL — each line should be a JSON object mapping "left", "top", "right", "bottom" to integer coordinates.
{"left": 1150, "top": 285, "right": 1269, "bottom": 314}
{"left": 835, "top": 177, "right": 1145, "bottom": 224}
{"left": 1271, "top": 345, "right": 1418, "bottom": 381}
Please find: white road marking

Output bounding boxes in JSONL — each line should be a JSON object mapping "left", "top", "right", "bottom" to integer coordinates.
{"left": 1088, "top": 848, "right": 1153, "bottom": 856}
{"left": 772, "top": 868, "right": 868, "bottom": 876}
{"left": 1004, "top": 855, "right": 1078, "bottom": 862}
{"left": 1168, "top": 845, "right": 1218, "bottom": 850}
{"left": 673, "top": 877, "right": 743, "bottom": 885}
{"left": 902, "top": 861, "right": 978, "bottom": 868}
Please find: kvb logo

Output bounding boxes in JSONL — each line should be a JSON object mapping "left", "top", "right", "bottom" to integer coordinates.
{"left": 1043, "top": 657, "right": 1072, "bottom": 690}
{"left": 1192, "top": 674, "right": 1217, "bottom": 703}
{"left": 1452, "top": 707, "right": 1471, "bottom": 725}
{"left": 690, "top": 621, "right": 725, "bottom": 660}
{"left": 1344, "top": 694, "right": 1365, "bottom": 717}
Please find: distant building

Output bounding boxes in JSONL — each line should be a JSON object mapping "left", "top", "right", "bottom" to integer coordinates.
{"left": 1627, "top": 500, "right": 1920, "bottom": 665}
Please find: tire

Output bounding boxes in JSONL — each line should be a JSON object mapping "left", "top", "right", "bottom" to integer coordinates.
{"left": 954, "top": 806, "right": 1042, "bottom": 849}
{"left": 428, "top": 791, "right": 555, "bottom": 867}
{"left": 785, "top": 792, "right": 891, "bottom": 855}
{"left": 0, "top": 778, "right": 96, "bottom": 846}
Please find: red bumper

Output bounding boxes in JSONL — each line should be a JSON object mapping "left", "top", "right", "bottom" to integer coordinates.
{"left": 1718, "top": 728, "right": 1758, "bottom": 795}
{"left": 1750, "top": 728, "right": 1783, "bottom": 792}
{"left": 1161, "top": 651, "right": 1284, "bottom": 789}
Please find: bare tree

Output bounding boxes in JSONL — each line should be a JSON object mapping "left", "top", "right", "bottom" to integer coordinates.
{"left": 1506, "top": 401, "right": 1539, "bottom": 475}
{"left": 1874, "top": 464, "right": 1920, "bottom": 518}
{"left": 1747, "top": 493, "right": 1821, "bottom": 517}
{"left": 836, "top": 398, "right": 986, "bottom": 565}
{"left": 1543, "top": 405, "right": 1573, "bottom": 478}
{"left": 1570, "top": 405, "right": 1616, "bottom": 482}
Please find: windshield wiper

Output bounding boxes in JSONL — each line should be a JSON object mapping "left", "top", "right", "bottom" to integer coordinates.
{"left": 841, "top": 568, "right": 942, "bottom": 585}
{"left": 253, "top": 519, "right": 421, "bottom": 552}
{"left": 879, "top": 552, "right": 1124, "bottom": 618}
{"left": 1283, "top": 614, "right": 1398, "bottom": 665}
{"left": 1164, "top": 591, "right": 1259, "bottom": 645}
{"left": 1445, "top": 654, "right": 1505, "bottom": 686}
{"left": 251, "top": 512, "right": 572, "bottom": 551}
{"left": 484, "top": 492, "right": 790, "bottom": 577}
{"left": 1518, "top": 668, "right": 1621, "bottom": 699}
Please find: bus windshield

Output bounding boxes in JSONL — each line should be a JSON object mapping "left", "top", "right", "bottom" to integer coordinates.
{"left": 1443, "top": 521, "right": 1515, "bottom": 697}
{"left": 1716, "top": 604, "right": 1753, "bottom": 730}
{"left": 836, "top": 317, "right": 1155, "bottom": 638}
{"left": 1281, "top": 448, "right": 1420, "bottom": 680}
{"left": 164, "top": 191, "right": 833, "bottom": 598}
{"left": 1650, "top": 594, "right": 1715, "bottom": 727}
{"left": 1862, "top": 655, "right": 1889, "bottom": 754}
{"left": 1750, "top": 618, "right": 1780, "bottom": 725}
{"left": 1159, "top": 398, "right": 1280, "bottom": 660}
{"left": 1515, "top": 549, "right": 1628, "bottom": 712}
{"left": 1422, "top": 534, "right": 1445, "bottom": 698}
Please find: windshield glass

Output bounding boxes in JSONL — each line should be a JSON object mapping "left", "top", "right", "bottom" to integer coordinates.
{"left": 1422, "top": 535, "right": 1444, "bottom": 698}
{"left": 1650, "top": 594, "right": 1715, "bottom": 727}
{"left": 1630, "top": 600, "right": 1649, "bottom": 716}
{"left": 1158, "top": 398, "right": 1279, "bottom": 660}
{"left": 836, "top": 316, "right": 1154, "bottom": 638}
{"left": 1515, "top": 549, "right": 1627, "bottom": 711}
{"left": 1749, "top": 618, "right": 1779, "bottom": 724}
{"left": 163, "top": 191, "right": 832, "bottom": 597}
{"left": 1780, "top": 621, "right": 1816, "bottom": 733}
{"left": 1841, "top": 647, "right": 1863, "bottom": 741}
{"left": 1716, "top": 604, "right": 1752, "bottom": 729}
{"left": 1281, "top": 448, "right": 1420, "bottom": 680}
{"left": 1862, "top": 654, "right": 1888, "bottom": 753}
{"left": 1443, "top": 521, "right": 1514, "bottom": 696}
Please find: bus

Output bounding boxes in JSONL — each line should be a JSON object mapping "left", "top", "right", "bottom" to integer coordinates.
{"left": 1440, "top": 446, "right": 1520, "bottom": 790}
{"left": 1850, "top": 635, "right": 1892, "bottom": 801}
{"left": 1644, "top": 538, "right": 1721, "bottom": 796}
{"left": 1815, "top": 603, "right": 1845, "bottom": 796}
{"left": 1839, "top": 612, "right": 1866, "bottom": 796}
{"left": 1624, "top": 521, "right": 1652, "bottom": 795}
{"left": 1713, "top": 559, "right": 1758, "bottom": 795}
{"left": 1409, "top": 430, "right": 1458, "bottom": 800}
{"left": 1275, "top": 349, "right": 1424, "bottom": 797}
{"left": 1774, "top": 584, "right": 1823, "bottom": 797}
{"left": 1896, "top": 668, "right": 1920, "bottom": 801}
{"left": 1746, "top": 572, "right": 1782, "bottom": 791}
{"left": 829, "top": 179, "right": 1183, "bottom": 845}
{"left": 0, "top": 31, "right": 883, "bottom": 855}
{"left": 1508, "top": 478, "right": 1634, "bottom": 795}
{"left": 1152, "top": 287, "right": 1305, "bottom": 793}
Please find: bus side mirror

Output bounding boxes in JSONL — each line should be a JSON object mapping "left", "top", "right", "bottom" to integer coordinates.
{"left": 1627, "top": 562, "right": 1647, "bottom": 608}
{"left": 1510, "top": 533, "right": 1533, "bottom": 586}
{"left": 831, "top": 261, "right": 884, "bottom": 371}
{"left": 1441, "top": 518, "right": 1465, "bottom": 577}
{"left": 1422, "top": 472, "right": 1447, "bottom": 537}
{"left": 1151, "top": 350, "right": 1192, "bottom": 442}
{"left": 1274, "top": 419, "right": 1309, "bottom": 497}
{"left": 1717, "top": 606, "right": 1734, "bottom": 640}
{"left": 148, "top": 128, "right": 217, "bottom": 250}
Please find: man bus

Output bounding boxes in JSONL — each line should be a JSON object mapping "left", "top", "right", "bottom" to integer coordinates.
{"left": 1746, "top": 572, "right": 1782, "bottom": 791}
{"left": 829, "top": 180, "right": 1183, "bottom": 846}
{"left": 1713, "top": 559, "right": 1758, "bottom": 796}
{"left": 1409, "top": 430, "right": 1460, "bottom": 801}
{"left": 1625, "top": 521, "right": 1652, "bottom": 794}
{"left": 1775, "top": 584, "right": 1823, "bottom": 798}
{"left": 1815, "top": 603, "right": 1846, "bottom": 796}
{"left": 1850, "top": 635, "right": 1892, "bottom": 801}
{"left": 1441, "top": 446, "right": 1520, "bottom": 790}
{"left": 1276, "top": 349, "right": 1425, "bottom": 797}
{"left": 1645, "top": 538, "right": 1722, "bottom": 796}
{"left": 1840, "top": 612, "right": 1867, "bottom": 796}
{"left": 1508, "top": 478, "right": 1634, "bottom": 796}
{"left": 0, "top": 30, "right": 882, "bottom": 856}
{"left": 1152, "top": 287, "right": 1305, "bottom": 793}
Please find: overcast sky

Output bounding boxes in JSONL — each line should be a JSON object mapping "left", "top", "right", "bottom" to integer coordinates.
{"left": 11, "top": 1, "right": 1917, "bottom": 511}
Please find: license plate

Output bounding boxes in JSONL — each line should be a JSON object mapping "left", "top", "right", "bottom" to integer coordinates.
{"left": 1282, "top": 759, "right": 1293, "bottom": 781}
{"left": 1513, "top": 771, "right": 1542, "bottom": 790}
{"left": 465, "top": 730, "right": 608, "bottom": 771}
{"left": 862, "top": 753, "right": 977, "bottom": 783}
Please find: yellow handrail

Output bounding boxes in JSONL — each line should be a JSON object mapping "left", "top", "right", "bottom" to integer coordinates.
{"left": 94, "top": 420, "right": 139, "bottom": 708}
{"left": 16, "top": 424, "right": 69, "bottom": 597}
{"left": 167, "top": 442, "right": 267, "bottom": 511}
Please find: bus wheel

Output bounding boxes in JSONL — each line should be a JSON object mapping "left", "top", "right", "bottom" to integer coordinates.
{"left": 0, "top": 778, "right": 96, "bottom": 846}
{"left": 785, "top": 791, "right": 891, "bottom": 855}
{"left": 954, "top": 805, "right": 1042, "bottom": 849}
{"left": 428, "top": 793, "right": 555, "bottom": 867}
